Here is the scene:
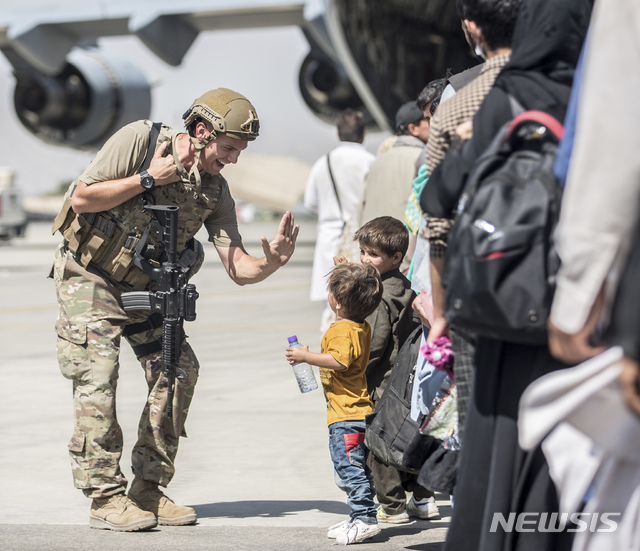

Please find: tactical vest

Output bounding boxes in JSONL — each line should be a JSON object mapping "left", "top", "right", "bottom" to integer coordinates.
{"left": 52, "top": 122, "right": 223, "bottom": 290}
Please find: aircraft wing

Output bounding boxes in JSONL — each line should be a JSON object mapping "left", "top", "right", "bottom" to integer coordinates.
{"left": 0, "top": 0, "right": 476, "bottom": 149}
{"left": 0, "top": 1, "right": 308, "bottom": 72}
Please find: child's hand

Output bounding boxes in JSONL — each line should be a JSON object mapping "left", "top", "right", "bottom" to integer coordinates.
{"left": 286, "top": 345, "right": 309, "bottom": 365}
{"left": 455, "top": 120, "right": 473, "bottom": 142}
{"left": 333, "top": 255, "right": 348, "bottom": 266}
{"left": 419, "top": 290, "right": 435, "bottom": 327}
{"left": 412, "top": 292, "right": 434, "bottom": 328}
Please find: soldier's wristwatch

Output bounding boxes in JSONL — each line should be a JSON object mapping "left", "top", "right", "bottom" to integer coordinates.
{"left": 140, "top": 170, "right": 155, "bottom": 191}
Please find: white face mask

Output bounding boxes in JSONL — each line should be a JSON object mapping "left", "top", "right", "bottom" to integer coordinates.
{"left": 475, "top": 43, "right": 487, "bottom": 60}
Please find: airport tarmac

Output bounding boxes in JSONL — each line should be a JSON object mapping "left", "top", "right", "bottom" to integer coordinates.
{"left": 0, "top": 219, "right": 450, "bottom": 550}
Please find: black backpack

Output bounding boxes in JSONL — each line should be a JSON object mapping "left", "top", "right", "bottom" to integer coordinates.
{"left": 365, "top": 327, "right": 424, "bottom": 472}
{"left": 443, "top": 108, "right": 564, "bottom": 345}
{"left": 365, "top": 326, "right": 452, "bottom": 474}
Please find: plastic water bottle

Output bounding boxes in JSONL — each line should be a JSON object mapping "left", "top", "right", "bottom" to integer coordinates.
{"left": 287, "top": 335, "right": 319, "bottom": 393}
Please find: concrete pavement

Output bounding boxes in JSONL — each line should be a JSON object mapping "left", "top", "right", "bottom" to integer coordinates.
{"left": 0, "top": 219, "right": 450, "bottom": 550}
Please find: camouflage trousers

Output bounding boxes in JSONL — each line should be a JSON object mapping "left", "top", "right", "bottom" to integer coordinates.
{"left": 52, "top": 244, "right": 199, "bottom": 499}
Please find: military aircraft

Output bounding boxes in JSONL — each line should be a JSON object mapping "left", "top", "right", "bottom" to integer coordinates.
{"left": 0, "top": 0, "right": 476, "bottom": 151}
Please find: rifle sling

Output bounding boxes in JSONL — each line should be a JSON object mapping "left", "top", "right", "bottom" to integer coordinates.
{"left": 131, "top": 339, "right": 162, "bottom": 359}
{"left": 123, "top": 313, "right": 163, "bottom": 337}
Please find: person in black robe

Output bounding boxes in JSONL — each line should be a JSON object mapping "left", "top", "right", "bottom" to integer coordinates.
{"left": 420, "top": 0, "right": 593, "bottom": 549}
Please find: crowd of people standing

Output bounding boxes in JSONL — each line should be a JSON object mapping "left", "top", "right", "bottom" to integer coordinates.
{"left": 301, "top": 0, "right": 639, "bottom": 548}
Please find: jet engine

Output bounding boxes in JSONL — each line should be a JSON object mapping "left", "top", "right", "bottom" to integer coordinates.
{"left": 298, "top": 47, "right": 368, "bottom": 126}
{"left": 11, "top": 47, "right": 150, "bottom": 149}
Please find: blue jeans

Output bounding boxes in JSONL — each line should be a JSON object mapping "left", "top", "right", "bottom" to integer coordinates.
{"left": 328, "top": 420, "right": 377, "bottom": 523}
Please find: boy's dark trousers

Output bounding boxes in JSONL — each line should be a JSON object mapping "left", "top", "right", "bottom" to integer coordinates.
{"left": 370, "top": 454, "right": 433, "bottom": 514}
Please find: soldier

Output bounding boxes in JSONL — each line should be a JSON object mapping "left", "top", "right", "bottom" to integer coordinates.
{"left": 50, "top": 88, "right": 298, "bottom": 531}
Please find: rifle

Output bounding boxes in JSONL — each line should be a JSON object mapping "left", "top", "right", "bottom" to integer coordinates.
{"left": 121, "top": 204, "right": 199, "bottom": 419}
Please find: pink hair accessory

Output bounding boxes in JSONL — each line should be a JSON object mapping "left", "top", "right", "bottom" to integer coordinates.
{"left": 420, "top": 336, "right": 454, "bottom": 380}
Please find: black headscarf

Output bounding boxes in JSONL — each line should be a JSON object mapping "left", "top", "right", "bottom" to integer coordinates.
{"left": 421, "top": 0, "right": 592, "bottom": 218}
{"left": 495, "top": 0, "right": 592, "bottom": 120}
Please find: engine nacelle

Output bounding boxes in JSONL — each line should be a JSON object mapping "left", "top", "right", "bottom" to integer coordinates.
{"left": 298, "top": 50, "right": 370, "bottom": 127}
{"left": 13, "top": 47, "right": 150, "bottom": 149}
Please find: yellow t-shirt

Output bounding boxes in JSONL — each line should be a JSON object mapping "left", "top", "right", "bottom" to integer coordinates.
{"left": 320, "top": 320, "right": 374, "bottom": 426}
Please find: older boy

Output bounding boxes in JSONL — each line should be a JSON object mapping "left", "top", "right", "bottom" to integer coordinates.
{"left": 354, "top": 216, "right": 440, "bottom": 522}
{"left": 286, "top": 263, "right": 383, "bottom": 545}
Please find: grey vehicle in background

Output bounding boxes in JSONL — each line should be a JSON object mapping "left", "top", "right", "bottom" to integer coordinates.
{"left": 0, "top": 167, "right": 27, "bottom": 240}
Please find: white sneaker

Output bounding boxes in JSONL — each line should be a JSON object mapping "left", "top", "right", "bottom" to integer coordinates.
{"left": 327, "top": 519, "right": 350, "bottom": 539}
{"left": 335, "top": 519, "right": 381, "bottom": 545}
{"left": 407, "top": 496, "right": 440, "bottom": 520}
{"left": 376, "top": 505, "right": 410, "bottom": 524}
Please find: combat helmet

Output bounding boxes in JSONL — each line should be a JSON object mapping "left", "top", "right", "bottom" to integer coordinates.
{"left": 183, "top": 88, "right": 259, "bottom": 143}
{"left": 181, "top": 88, "right": 259, "bottom": 189}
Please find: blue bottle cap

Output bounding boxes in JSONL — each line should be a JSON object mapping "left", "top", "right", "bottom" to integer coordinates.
{"left": 287, "top": 335, "right": 298, "bottom": 344}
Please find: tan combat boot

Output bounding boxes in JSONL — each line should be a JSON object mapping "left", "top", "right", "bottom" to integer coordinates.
{"left": 129, "top": 478, "right": 197, "bottom": 526}
{"left": 90, "top": 493, "right": 158, "bottom": 531}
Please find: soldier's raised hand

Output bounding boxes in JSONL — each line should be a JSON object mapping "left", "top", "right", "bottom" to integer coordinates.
{"left": 261, "top": 211, "right": 299, "bottom": 267}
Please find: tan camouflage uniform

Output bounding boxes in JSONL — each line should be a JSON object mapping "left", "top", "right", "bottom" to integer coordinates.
{"left": 53, "top": 120, "right": 242, "bottom": 499}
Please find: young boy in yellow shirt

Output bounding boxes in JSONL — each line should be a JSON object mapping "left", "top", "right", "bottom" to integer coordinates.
{"left": 286, "top": 262, "right": 383, "bottom": 545}
{"left": 355, "top": 216, "right": 440, "bottom": 523}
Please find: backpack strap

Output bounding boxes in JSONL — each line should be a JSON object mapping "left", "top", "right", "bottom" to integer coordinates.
{"left": 507, "top": 111, "right": 564, "bottom": 142}
{"left": 326, "top": 153, "right": 346, "bottom": 228}
{"left": 505, "top": 95, "right": 564, "bottom": 142}
{"left": 141, "top": 122, "right": 162, "bottom": 172}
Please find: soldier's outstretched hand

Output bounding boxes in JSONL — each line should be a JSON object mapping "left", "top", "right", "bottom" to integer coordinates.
{"left": 261, "top": 211, "right": 299, "bottom": 267}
